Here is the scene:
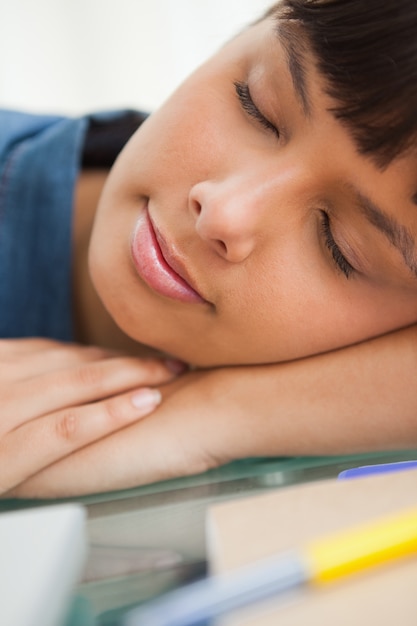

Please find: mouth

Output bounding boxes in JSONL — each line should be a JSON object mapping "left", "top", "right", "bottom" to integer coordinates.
{"left": 131, "top": 206, "right": 206, "bottom": 304}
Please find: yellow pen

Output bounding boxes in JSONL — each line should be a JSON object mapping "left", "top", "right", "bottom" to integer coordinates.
{"left": 306, "top": 506, "right": 417, "bottom": 583}
{"left": 124, "top": 506, "right": 417, "bottom": 626}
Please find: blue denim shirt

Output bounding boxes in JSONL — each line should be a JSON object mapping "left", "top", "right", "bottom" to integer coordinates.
{"left": 0, "top": 109, "right": 88, "bottom": 340}
{"left": 0, "top": 108, "right": 142, "bottom": 341}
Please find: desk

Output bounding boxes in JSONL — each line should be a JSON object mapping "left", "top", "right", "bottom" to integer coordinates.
{"left": 1, "top": 450, "right": 417, "bottom": 625}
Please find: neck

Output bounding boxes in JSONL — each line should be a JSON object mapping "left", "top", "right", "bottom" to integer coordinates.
{"left": 72, "top": 169, "right": 158, "bottom": 357}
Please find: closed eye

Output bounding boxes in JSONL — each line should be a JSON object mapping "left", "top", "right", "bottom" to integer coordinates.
{"left": 320, "top": 210, "right": 355, "bottom": 279}
{"left": 234, "top": 80, "right": 280, "bottom": 139}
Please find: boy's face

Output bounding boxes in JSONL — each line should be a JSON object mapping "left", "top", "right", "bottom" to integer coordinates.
{"left": 89, "top": 18, "right": 417, "bottom": 366}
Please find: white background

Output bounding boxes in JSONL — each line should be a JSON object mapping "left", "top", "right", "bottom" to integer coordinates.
{"left": 0, "top": 0, "right": 272, "bottom": 115}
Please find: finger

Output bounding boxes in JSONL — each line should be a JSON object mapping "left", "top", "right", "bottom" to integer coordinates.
{"left": 6, "top": 357, "right": 177, "bottom": 429}
{"left": 8, "top": 377, "right": 212, "bottom": 498}
{"left": 0, "top": 387, "right": 162, "bottom": 494}
{"left": 0, "top": 337, "right": 65, "bottom": 355}
{"left": 8, "top": 344, "right": 118, "bottom": 379}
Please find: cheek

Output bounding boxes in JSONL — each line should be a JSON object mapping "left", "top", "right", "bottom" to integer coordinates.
{"left": 122, "top": 83, "right": 239, "bottom": 196}
{"left": 224, "top": 257, "right": 370, "bottom": 362}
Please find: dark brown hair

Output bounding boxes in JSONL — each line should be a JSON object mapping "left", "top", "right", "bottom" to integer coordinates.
{"left": 268, "top": 0, "right": 417, "bottom": 168}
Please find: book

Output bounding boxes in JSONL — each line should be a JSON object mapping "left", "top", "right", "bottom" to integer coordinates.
{"left": 207, "top": 468, "right": 417, "bottom": 625}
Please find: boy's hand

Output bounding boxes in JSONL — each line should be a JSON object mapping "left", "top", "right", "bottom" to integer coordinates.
{"left": 0, "top": 338, "right": 178, "bottom": 494}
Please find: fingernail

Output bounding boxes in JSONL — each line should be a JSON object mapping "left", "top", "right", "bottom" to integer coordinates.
{"left": 131, "top": 388, "right": 162, "bottom": 410}
{"left": 165, "top": 358, "right": 189, "bottom": 375}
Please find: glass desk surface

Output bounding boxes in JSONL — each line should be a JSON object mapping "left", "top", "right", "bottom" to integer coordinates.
{"left": 1, "top": 449, "right": 417, "bottom": 626}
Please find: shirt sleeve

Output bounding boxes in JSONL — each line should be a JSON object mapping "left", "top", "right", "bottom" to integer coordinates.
{"left": 0, "top": 109, "right": 88, "bottom": 340}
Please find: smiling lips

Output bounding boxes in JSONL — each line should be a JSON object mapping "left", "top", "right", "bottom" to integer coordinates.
{"left": 131, "top": 208, "right": 206, "bottom": 304}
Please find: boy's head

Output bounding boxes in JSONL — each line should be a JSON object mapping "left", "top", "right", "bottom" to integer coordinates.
{"left": 89, "top": 2, "right": 417, "bottom": 366}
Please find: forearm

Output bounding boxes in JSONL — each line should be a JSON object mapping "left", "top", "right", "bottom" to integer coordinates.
{"left": 211, "top": 324, "right": 417, "bottom": 460}
{"left": 8, "top": 325, "right": 417, "bottom": 499}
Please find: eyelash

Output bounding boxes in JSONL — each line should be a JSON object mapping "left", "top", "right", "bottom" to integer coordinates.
{"left": 320, "top": 211, "right": 354, "bottom": 279}
{"left": 234, "top": 80, "right": 280, "bottom": 139}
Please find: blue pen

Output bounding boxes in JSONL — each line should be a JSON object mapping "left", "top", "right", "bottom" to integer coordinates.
{"left": 338, "top": 460, "right": 417, "bottom": 480}
{"left": 122, "top": 506, "right": 417, "bottom": 626}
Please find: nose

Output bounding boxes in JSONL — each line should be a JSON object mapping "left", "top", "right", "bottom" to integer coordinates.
{"left": 188, "top": 176, "right": 262, "bottom": 263}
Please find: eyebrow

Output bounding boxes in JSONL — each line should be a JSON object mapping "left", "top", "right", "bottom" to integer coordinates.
{"left": 275, "top": 23, "right": 312, "bottom": 117}
{"left": 352, "top": 188, "right": 417, "bottom": 279}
